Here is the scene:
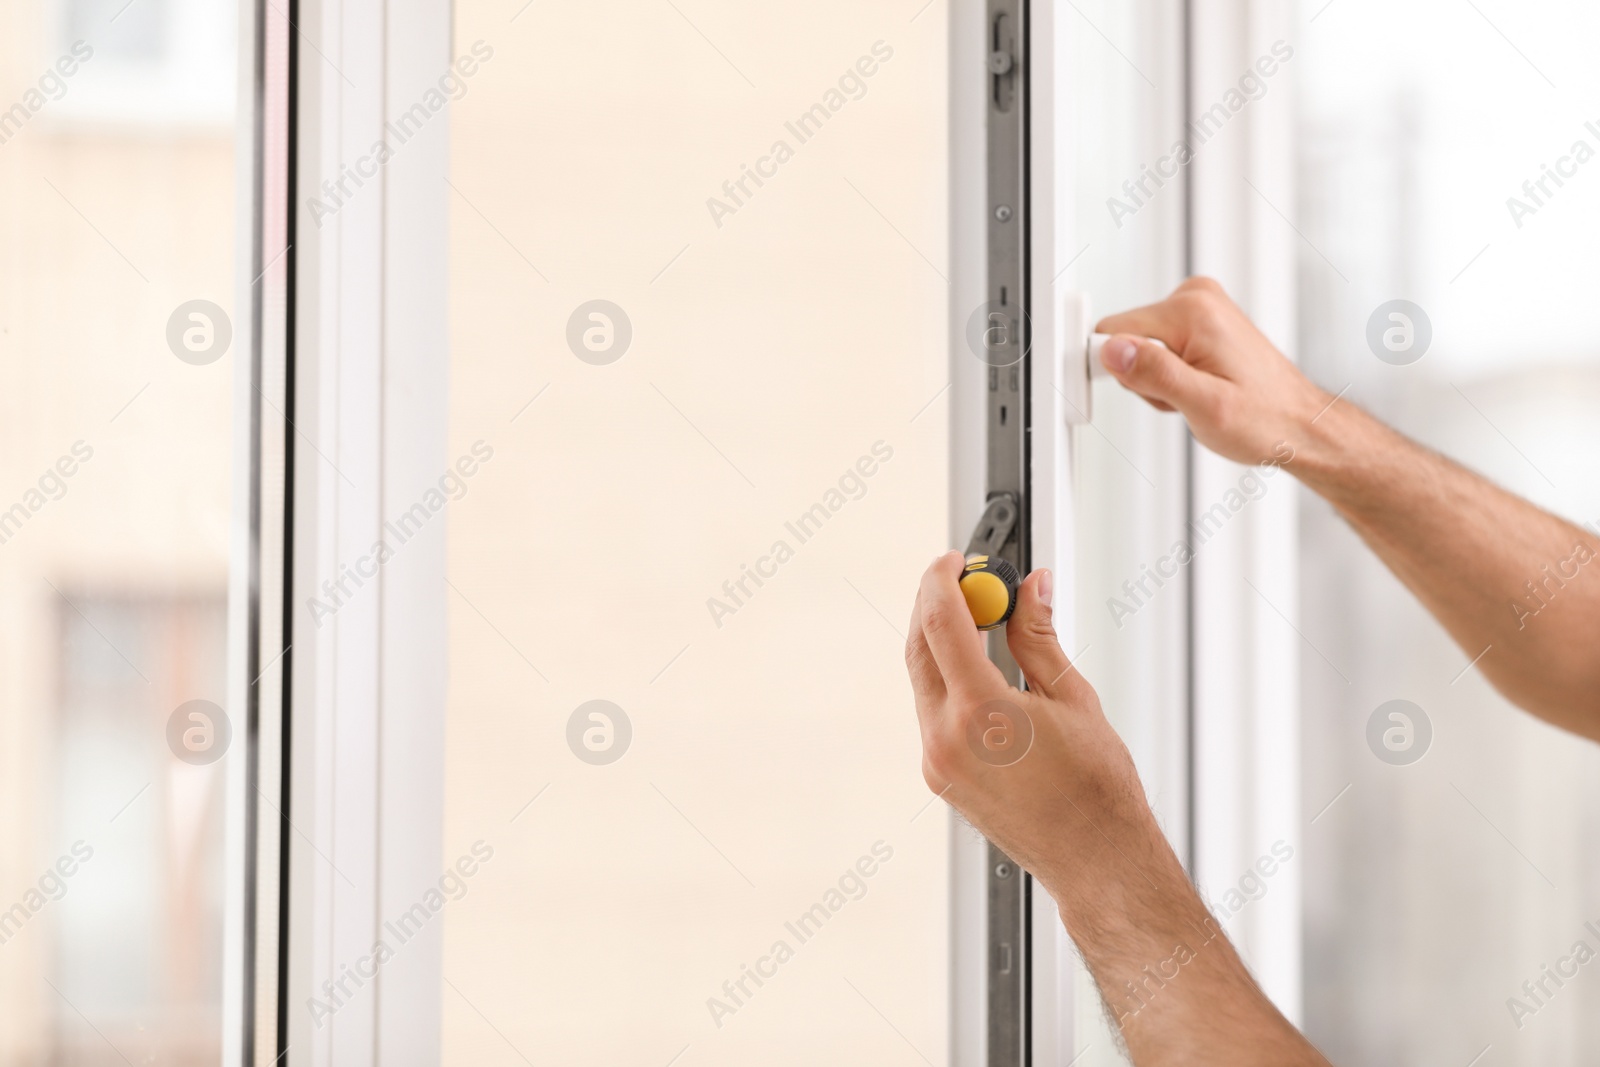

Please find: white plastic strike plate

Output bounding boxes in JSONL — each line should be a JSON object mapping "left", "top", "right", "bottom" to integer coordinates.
{"left": 1060, "top": 292, "right": 1095, "bottom": 426}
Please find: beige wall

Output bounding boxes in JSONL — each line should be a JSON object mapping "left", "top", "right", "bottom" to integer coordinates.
{"left": 443, "top": 2, "right": 952, "bottom": 1062}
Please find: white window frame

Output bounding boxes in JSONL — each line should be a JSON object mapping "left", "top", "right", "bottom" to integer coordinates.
{"left": 258, "top": 0, "right": 455, "bottom": 1062}
{"left": 1188, "top": 0, "right": 1303, "bottom": 1025}
{"left": 223, "top": 0, "right": 295, "bottom": 1062}
{"left": 226, "top": 1, "right": 1303, "bottom": 1061}
{"left": 948, "top": 0, "right": 1301, "bottom": 1059}
{"left": 947, "top": 2, "right": 1084, "bottom": 1059}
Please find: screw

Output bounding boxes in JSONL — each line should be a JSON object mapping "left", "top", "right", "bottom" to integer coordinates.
{"left": 995, "top": 205, "right": 1013, "bottom": 222}
{"left": 995, "top": 862, "right": 1012, "bottom": 878}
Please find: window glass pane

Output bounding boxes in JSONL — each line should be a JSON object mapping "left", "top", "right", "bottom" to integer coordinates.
{"left": 1295, "top": 3, "right": 1600, "bottom": 1063}
{"left": 1060, "top": 4, "right": 1188, "bottom": 1063}
{"left": 444, "top": 4, "right": 949, "bottom": 1063}
{"left": 0, "top": 2, "right": 238, "bottom": 1064}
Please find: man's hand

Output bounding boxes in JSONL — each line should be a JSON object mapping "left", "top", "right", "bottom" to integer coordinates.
{"left": 1096, "top": 276, "right": 1329, "bottom": 467}
{"left": 905, "top": 551, "right": 1152, "bottom": 893}
{"left": 1097, "top": 277, "right": 1600, "bottom": 741}
{"left": 904, "top": 551, "right": 1332, "bottom": 1065}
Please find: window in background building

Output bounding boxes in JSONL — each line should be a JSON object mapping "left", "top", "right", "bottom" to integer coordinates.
{"left": 66, "top": 0, "right": 167, "bottom": 65}
{"left": 51, "top": 596, "right": 227, "bottom": 1064}
{"left": 50, "top": 0, "right": 234, "bottom": 127}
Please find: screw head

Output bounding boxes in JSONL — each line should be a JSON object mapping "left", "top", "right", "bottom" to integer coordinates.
{"left": 994, "top": 204, "right": 1013, "bottom": 222}
{"left": 995, "top": 863, "right": 1012, "bottom": 878}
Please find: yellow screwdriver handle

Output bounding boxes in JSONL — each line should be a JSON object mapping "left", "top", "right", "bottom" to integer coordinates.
{"left": 959, "top": 555, "right": 1020, "bottom": 631}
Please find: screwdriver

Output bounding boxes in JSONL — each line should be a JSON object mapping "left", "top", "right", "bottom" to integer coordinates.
{"left": 959, "top": 554, "right": 1021, "bottom": 631}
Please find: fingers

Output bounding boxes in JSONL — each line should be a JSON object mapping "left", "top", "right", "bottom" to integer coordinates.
{"left": 917, "top": 550, "right": 1005, "bottom": 697}
{"left": 1095, "top": 276, "right": 1223, "bottom": 351}
{"left": 1095, "top": 303, "right": 1193, "bottom": 353}
{"left": 1098, "top": 334, "right": 1223, "bottom": 417}
{"left": 1004, "top": 568, "right": 1076, "bottom": 701}
{"left": 904, "top": 584, "right": 945, "bottom": 705}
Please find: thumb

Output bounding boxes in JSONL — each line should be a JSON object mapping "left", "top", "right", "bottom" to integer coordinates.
{"left": 1005, "top": 569, "right": 1074, "bottom": 699}
{"left": 1100, "top": 334, "right": 1220, "bottom": 415}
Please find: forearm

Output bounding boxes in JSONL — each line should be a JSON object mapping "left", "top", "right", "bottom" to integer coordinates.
{"left": 1291, "top": 397, "right": 1600, "bottom": 738}
{"left": 1043, "top": 815, "right": 1327, "bottom": 1066}
{"left": 904, "top": 548, "right": 1327, "bottom": 1062}
{"left": 1097, "top": 279, "right": 1600, "bottom": 739}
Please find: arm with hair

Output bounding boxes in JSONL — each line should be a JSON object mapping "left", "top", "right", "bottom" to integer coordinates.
{"left": 1097, "top": 278, "right": 1600, "bottom": 742}
{"left": 1046, "top": 814, "right": 1319, "bottom": 1064}
{"left": 1293, "top": 401, "right": 1600, "bottom": 737}
{"left": 905, "top": 554, "right": 1331, "bottom": 1065}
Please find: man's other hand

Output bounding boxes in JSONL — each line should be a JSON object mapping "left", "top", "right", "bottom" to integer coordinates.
{"left": 1097, "top": 277, "right": 1328, "bottom": 466}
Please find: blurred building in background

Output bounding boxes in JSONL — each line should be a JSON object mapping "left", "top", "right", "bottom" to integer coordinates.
{"left": 0, "top": 0, "right": 235, "bottom": 1063}
{"left": 1295, "top": 3, "right": 1600, "bottom": 1064}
